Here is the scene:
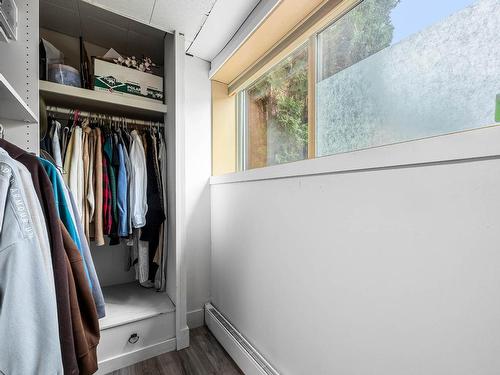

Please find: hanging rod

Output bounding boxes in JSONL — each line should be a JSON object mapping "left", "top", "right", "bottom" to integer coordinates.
{"left": 46, "top": 106, "right": 164, "bottom": 127}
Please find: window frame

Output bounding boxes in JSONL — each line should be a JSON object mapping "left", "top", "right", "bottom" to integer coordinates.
{"left": 236, "top": 90, "right": 248, "bottom": 171}
{"left": 236, "top": 40, "right": 314, "bottom": 171}
{"left": 234, "top": 0, "right": 498, "bottom": 173}
{"left": 234, "top": 0, "right": 364, "bottom": 171}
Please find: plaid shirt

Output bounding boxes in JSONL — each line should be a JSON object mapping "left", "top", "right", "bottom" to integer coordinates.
{"left": 102, "top": 136, "right": 112, "bottom": 235}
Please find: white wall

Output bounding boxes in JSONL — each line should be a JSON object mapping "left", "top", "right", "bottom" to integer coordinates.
{"left": 210, "top": 127, "right": 500, "bottom": 374}
{"left": 184, "top": 55, "right": 212, "bottom": 328}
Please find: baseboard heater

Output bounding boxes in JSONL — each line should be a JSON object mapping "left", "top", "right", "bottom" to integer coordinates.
{"left": 205, "top": 303, "right": 280, "bottom": 375}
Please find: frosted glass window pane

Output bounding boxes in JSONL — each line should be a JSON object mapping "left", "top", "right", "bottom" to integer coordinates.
{"left": 317, "top": 0, "right": 500, "bottom": 157}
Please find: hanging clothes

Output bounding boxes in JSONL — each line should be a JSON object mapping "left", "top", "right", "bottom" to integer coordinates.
{"left": 61, "top": 125, "right": 71, "bottom": 165}
{"left": 87, "top": 127, "right": 96, "bottom": 238}
{"left": 82, "top": 125, "right": 91, "bottom": 239}
{"left": 0, "top": 139, "right": 78, "bottom": 374}
{"left": 129, "top": 129, "right": 148, "bottom": 229}
{"left": 155, "top": 136, "right": 168, "bottom": 291}
{"left": 117, "top": 139, "right": 129, "bottom": 237}
{"left": 64, "top": 124, "right": 85, "bottom": 219}
{"left": 60, "top": 220, "right": 100, "bottom": 375}
{"left": 41, "top": 158, "right": 93, "bottom": 288}
{"left": 93, "top": 127, "right": 105, "bottom": 246}
{"left": 16, "top": 160, "right": 55, "bottom": 292}
{"left": 132, "top": 228, "right": 150, "bottom": 284}
{"left": 0, "top": 149, "right": 63, "bottom": 375}
{"left": 102, "top": 133, "right": 113, "bottom": 236}
{"left": 66, "top": 186, "right": 106, "bottom": 318}
{"left": 42, "top": 109, "right": 169, "bottom": 291}
{"left": 49, "top": 158, "right": 105, "bottom": 317}
{"left": 52, "top": 119, "right": 63, "bottom": 170}
{"left": 103, "top": 132, "right": 119, "bottom": 244}
{"left": 140, "top": 131, "right": 166, "bottom": 282}
{"left": 120, "top": 130, "right": 133, "bottom": 236}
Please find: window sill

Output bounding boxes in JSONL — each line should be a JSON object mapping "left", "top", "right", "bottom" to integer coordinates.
{"left": 210, "top": 125, "right": 500, "bottom": 185}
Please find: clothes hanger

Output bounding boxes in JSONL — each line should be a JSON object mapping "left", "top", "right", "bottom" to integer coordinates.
{"left": 72, "top": 110, "right": 80, "bottom": 128}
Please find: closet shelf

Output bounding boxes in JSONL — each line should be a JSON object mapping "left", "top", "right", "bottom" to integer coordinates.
{"left": 0, "top": 73, "right": 38, "bottom": 123}
{"left": 99, "top": 282, "right": 175, "bottom": 330}
{"left": 39, "top": 80, "right": 167, "bottom": 121}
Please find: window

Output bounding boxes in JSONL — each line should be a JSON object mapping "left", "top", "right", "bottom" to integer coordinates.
{"left": 238, "top": 44, "right": 309, "bottom": 170}
{"left": 237, "top": 0, "right": 499, "bottom": 170}
{"left": 316, "top": 0, "right": 497, "bottom": 157}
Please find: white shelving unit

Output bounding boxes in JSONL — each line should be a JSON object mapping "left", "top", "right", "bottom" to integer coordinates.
{"left": 2, "top": 0, "right": 187, "bottom": 371}
{"left": 99, "top": 283, "right": 176, "bottom": 330}
{"left": 0, "top": 73, "right": 37, "bottom": 123}
{"left": 96, "top": 284, "right": 177, "bottom": 374}
{"left": 36, "top": 3, "right": 188, "bottom": 370}
{"left": 39, "top": 80, "right": 167, "bottom": 121}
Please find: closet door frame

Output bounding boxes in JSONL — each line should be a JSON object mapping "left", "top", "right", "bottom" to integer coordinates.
{"left": 164, "top": 30, "right": 189, "bottom": 350}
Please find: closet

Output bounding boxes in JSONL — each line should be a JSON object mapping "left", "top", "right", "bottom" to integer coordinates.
{"left": 0, "top": 0, "right": 188, "bottom": 373}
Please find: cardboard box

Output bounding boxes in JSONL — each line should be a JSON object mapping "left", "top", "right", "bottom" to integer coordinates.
{"left": 93, "top": 58, "right": 163, "bottom": 103}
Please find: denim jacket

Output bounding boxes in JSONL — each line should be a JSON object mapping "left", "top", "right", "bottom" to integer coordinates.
{"left": 0, "top": 149, "right": 63, "bottom": 374}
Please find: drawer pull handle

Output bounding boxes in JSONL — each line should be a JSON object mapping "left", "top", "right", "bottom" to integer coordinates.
{"left": 128, "top": 333, "right": 139, "bottom": 344}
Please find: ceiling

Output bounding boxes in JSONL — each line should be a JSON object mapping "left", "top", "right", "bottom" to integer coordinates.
{"left": 42, "top": 0, "right": 262, "bottom": 62}
{"left": 40, "top": 0, "right": 167, "bottom": 63}
{"left": 185, "top": 0, "right": 260, "bottom": 61}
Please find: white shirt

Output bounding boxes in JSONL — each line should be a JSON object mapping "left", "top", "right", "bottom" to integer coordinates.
{"left": 51, "top": 120, "right": 63, "bottom": 171}
{"left": 129, "top": 130, "right": 148, "bottom": 228}
{"left": 68, "top": 126, "right": 84, "bottom": 219}
{"left": 87, "top": 128, "right": 95, "bottom": 222}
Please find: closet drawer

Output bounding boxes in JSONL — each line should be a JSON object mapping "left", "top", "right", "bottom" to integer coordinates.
{"left": 97, "top": 312, "right": 175, "bottom": 363}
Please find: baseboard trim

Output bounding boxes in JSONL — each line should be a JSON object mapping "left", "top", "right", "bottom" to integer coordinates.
{"left": 187, "top": 308, "right": 205, "bottom": 328}
{"left": 205, "top": 303, "right": 279, "bottom": 375}
{"left": 96, "top": 338, "right": 177, "bottom": 374}
{"left": 176, "top": 326, "right": 190, "bottom": 350}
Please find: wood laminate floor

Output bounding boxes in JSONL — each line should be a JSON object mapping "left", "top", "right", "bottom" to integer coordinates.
{"left": 109, "top": 326, "right": 243, "bottom": 375}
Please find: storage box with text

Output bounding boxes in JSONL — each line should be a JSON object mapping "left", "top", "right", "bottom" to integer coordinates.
{"left": 93, "top": 58, "right": 163, "bottom": 103}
